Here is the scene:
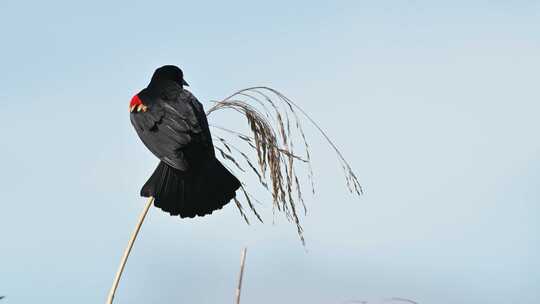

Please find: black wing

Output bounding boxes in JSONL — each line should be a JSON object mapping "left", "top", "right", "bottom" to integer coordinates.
{"left": 130, "top": 85, "right": 211, "bottom": 171}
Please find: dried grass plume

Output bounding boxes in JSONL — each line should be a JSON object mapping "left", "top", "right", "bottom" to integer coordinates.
{"left": 207, "top": 87, "right": 362, "bottom": 244}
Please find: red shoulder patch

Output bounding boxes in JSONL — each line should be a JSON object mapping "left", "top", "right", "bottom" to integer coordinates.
{"left": 130, "top": 95, "right": 143, "bottom": 108}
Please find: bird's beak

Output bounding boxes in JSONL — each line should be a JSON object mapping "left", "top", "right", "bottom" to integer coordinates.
{"left": 183, "top": 79, "right": 189, "bottom": 86}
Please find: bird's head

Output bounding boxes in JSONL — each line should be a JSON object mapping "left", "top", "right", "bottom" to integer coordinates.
{"left": 150, "top": 65, "right": 189, "bottom": 87}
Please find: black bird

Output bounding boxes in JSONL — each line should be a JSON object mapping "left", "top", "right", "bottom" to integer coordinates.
{"left": 129, "top": 65, "right": 240, "bottom": 217}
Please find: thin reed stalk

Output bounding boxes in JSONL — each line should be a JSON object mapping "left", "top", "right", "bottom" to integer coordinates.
{"left": 106, "top": 196, "right": 154, "bottom": 304}
{"left": 235, "top": 248, "right": 248, "bottom": 304}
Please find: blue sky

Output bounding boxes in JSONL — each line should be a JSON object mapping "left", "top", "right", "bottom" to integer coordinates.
{"left": 0, "top": 1, "right": 539, "bottom": 303}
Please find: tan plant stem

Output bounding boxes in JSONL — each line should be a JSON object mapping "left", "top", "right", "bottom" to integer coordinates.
{"left": 106, "top": 196, "right": 155, "bottom": 304}
{"left": 235, "top": 248, "right": 248, "bottom": 304}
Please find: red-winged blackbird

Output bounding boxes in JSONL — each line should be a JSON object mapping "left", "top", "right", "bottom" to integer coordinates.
{"left": 129, "top": 65, "right": 240, "bottom": 217}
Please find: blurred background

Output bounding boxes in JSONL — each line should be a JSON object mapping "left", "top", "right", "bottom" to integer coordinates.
{"left": 0, "top": 1, "right": 538, "bottom": 303}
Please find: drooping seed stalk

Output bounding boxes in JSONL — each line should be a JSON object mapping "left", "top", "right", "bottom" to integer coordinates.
{"left": 207, "top": 87, "right": 362, "bottom": 244}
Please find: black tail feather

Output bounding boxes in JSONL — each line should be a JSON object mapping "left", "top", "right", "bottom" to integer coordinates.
{"left": 141, "top": 158, "right": 240, "bottom": 217}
